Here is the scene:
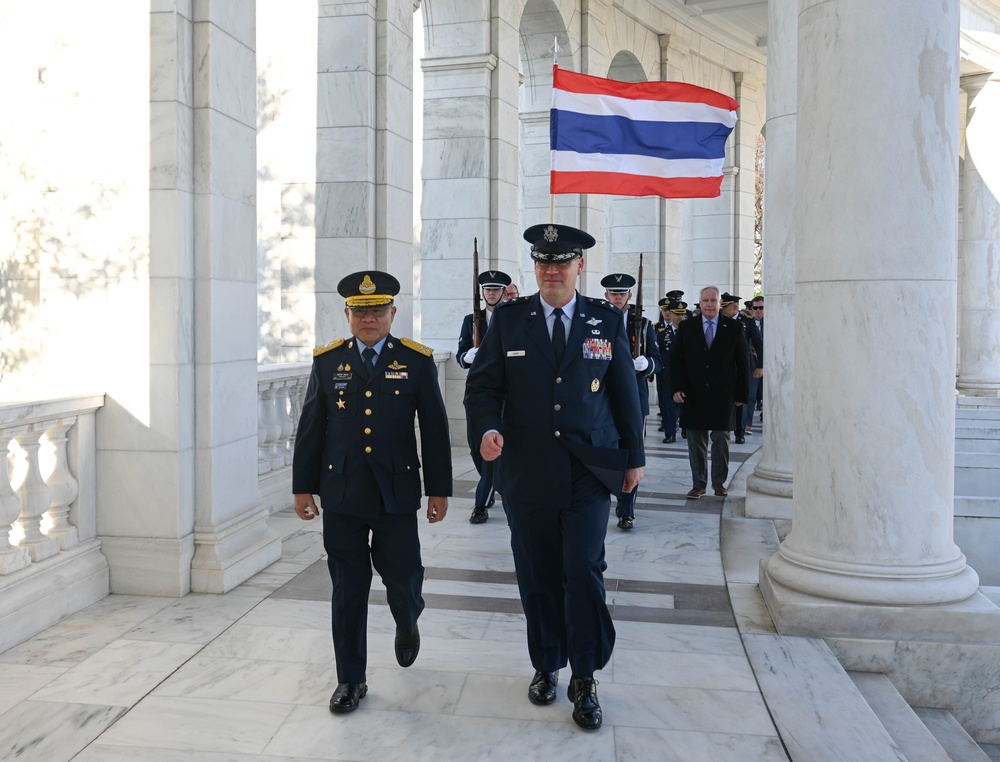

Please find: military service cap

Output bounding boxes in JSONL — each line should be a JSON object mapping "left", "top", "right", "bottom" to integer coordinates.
{"left": 720, "top": 292, "right": 740, "bottom": 307}
{"left": 665, "top": 289, "right": 684, "bottom": 300}
{"left": 478, "top": 270, "right": 512, "bottom": 288}
{"left": 601, "top": 273, "right": 636, "bottom": 293}
{"left": 524, "top": 223, "right": 595, "bottom": 262}
{"left": 337, "top": 270, "right": 400, "bottom": 308}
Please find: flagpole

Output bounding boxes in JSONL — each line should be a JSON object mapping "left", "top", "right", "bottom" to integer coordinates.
{"left": 550, "top": 36, "right": 558, "bottom": 223}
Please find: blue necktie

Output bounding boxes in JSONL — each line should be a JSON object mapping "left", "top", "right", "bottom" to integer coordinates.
{"left": 552, "top": 308, "right": 566, "bottom": 364}
{"left": 362, "top": 347, "right": 376, "bottom": 373}
{"left": 705, "top": 320, "right": 715, "bottom": 348}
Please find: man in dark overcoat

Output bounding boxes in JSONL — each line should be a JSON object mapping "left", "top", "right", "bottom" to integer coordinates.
{"left": 292, "top": 270, "right": 452, "bottom": 715}
{"left": 465, "top": 223, "right": 645, "bottom": 731}
{"left": 670, "top": 285, "right": 750, "bottom": 499}
{"left": 600, "top": 272, "right": 661, "bottom": 530}
{"left": 457, "top": 269, "right": 512, "bottom": 524}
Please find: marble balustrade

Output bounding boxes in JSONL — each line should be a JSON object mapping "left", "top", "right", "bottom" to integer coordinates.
{"left": 0, "top": 395, "right": 104, "bottom": 577}
{"left": 256, "top": 364, "right": 310, "bottom": 518}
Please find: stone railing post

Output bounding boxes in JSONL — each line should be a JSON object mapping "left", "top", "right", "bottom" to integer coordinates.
{"left": 43, "top": 417, "right": 80, "bottom": 550}
{"left": 13, "top": 426, "right": 59, "bottom": 562}
{"left": 0, "top": 427, "right": 31, "bottom": 574}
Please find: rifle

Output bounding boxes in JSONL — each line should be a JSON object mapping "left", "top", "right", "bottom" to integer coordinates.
{"left": 632, "top": 253, "right": 644, "bottom": 358}
{"left": 472, "top": 238, "right": 483, "bottom": 347}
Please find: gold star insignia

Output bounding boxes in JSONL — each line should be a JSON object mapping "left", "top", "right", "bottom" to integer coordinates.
{"left": 337, "top": 399, "right": 346, "bottom": 410}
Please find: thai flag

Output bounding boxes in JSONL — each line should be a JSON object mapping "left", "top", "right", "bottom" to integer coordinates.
{"left": 549, "top": 66, "right": 739, "bottom": 199}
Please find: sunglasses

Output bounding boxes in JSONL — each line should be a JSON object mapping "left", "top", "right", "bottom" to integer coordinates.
{"left": 753, "top": 306, "right": 764, "bottom": 310}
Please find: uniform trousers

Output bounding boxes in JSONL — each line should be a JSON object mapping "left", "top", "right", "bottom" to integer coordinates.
{"left": 657, "top": 373, "right": 678, "bottom": 437}
{"left": 686, "top": 429, "right": 730, "bottom": 489}
{"left": 324, "top": 498, "right": 424, "bottom": 683}
{"left": 504, "top": 456, "right": 616, "bottom": 678}
{"left": 466, "top": 418, "right": 496, "bottom": 507}
{"left": 742, "top": 376, "right": 761, "bottom": 430}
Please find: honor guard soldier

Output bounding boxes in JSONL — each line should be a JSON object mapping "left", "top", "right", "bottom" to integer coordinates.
{"left": 600, "top": 273, "right": 661, "bottom": 530}
{"left": 292, "top": 270, "right": 452, "bottom": 715}
{"left": 720, "top": 292, "right": 751, "bottom": 444}
{"left": 457, "top": 269, "right": 512, "bottom": 524}
{"left": 466, "top": 223, "right": 645, "bottom": 730}
{"left": 656, "top": 293, "right": 687, "bottom": 443}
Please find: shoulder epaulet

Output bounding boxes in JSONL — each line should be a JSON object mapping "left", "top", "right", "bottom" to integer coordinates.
{"left": 314, "top": 338, "right": 345, "bottom": 357}
{"left": 497, "top": 296, "right": 529, "bottom": 307}
{"left": 584, "top": 296, "right": 618, "bottom": 312}
{"left": 400, "top": 337, "right": 434, "bottom": 357}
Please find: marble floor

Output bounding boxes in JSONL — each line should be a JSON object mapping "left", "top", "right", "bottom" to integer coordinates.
{"left": 0, "top": 425, "right": 790, "bottom": 762}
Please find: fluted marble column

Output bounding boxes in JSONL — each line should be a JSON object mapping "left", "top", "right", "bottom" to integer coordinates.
{"left": 745, "top": 0, "right": 796, "bottom": 519}
{"left": 957, "top": 73, "right": 1000, "bottom": 396}
{"left": 763, "top": 0, "right": 979, "bottom": 607}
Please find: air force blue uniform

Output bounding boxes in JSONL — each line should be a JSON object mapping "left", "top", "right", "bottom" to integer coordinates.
{"left": 293, "top": 334, "right": 452, "bottom": 683}
{"left": 465, "top": 292, "right": 644, "bottom": 676}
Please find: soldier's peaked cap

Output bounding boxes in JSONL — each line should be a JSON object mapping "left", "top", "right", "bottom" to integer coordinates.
{"left": 665, "top": 289, "right": 684, "bottom": 299}
{"left": 337, "top": 270, "right": 400, "bottom": 308}
{"left": 524, "top": 223, "right": 595, "bottom": 262}
{"left": 601, "top": 273, "right": 636, "bottom": 293}
{"left": 478, "top": 270, "right": 512, "bottom": 288}
{"left": 720, "top": 292, "right": 740, "bottom": 307}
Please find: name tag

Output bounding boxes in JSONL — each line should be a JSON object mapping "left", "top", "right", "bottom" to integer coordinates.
{"left": 507, "top": 350, "right": 526, "bottom": 357}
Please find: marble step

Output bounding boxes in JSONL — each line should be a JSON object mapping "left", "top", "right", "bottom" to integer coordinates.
{"left": 955, "top": 425, "right": 1000, "bottom": 439}
{"left": 848, "top": 672, "right": 953, "bottom": 762}
{"left": 955, "top": 436, "right": 1000, "bottom": 454}
{"left": 954, "top": 495, "right": 1000, "bottom": 517}
{"left": 913, "top": 707, "right": 993, "bottom": 762}
{"left": 741, "top": 634, "right": 906, "bottom": 762}
{"left": 955, "top": 461, "right": 1000, "bottom": 497}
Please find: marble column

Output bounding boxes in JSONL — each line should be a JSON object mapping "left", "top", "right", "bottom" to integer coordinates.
{"left": 745, "top": 0, "right": 796, "bottom": 519}
{"left": 189, "top": 1, "right": 280, "bottom": 593}
{"left": 957, "top": 72, "right": 1000, "bottom": 397}
{"left": 763, "top": 0, "right": 979, "bottom": 608}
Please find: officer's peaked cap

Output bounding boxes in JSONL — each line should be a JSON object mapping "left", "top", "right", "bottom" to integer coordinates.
{"left": 478, "top": 270, "right": 512, "bottom": 288}
{"left": 337, "top": 271, "right": 400, "bottom": 308}
{"left": 601, "top": 273, "right": 636, "bottom": 293}
{"left": 524, "top": 223, "right": 595, "bottom": 262}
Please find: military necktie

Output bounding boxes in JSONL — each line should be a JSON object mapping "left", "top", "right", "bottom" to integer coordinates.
{"left": 552, "top": 307, "right": 566, "bottom": 364}
{"left": 362, "top": 346, "right": 377, "bottom": 375}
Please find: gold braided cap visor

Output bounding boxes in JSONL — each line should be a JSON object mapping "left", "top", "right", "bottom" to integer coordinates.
{"left": 345, "top": 294, "right": 394, "bottom": 308}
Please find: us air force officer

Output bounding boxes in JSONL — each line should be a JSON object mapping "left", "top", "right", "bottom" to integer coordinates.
{"left": 292, "top": 271, "right": 452, "bottom": 715}
{"left": 465, "top": 223, "right": 645, "bottom": 730}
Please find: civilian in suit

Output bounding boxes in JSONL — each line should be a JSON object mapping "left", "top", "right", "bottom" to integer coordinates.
{"left": 670, "top": 286, "right": 750, "bottom": 499}
{"left": 457, "top": 269, "right": 512, "bottom": 524}
{"left": 466, "top": 223, "right": 645, "bottom": 730}
{"left": 504, "top": 283, "right": 520, "bottom": 301}
{"left": 601, "top": 272, "right": 661, "bottom": 530}
{"left": 292, "top": 271, "right": 452, "bottom": 714}
{"left": 742, "top": 296, "right": 765, "bottom": 433}
{"left": 720, "top": 292, "right": 751, "bottom": 444}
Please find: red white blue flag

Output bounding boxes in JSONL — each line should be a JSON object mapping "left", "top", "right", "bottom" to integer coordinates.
{"left": 549, "top": 66, "right": 739, "bottom": 199}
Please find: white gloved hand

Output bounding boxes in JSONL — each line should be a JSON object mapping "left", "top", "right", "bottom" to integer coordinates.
{"left": 633, "top": 356, "right": 649, "bottom": 372}
{"left": 464, "top": 347, "right": 479, "bottom": 364}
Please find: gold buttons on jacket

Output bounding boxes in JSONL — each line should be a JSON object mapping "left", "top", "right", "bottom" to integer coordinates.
{"left": 395, "top": 390, "right": 400, "bottom": 395}
{"left": 365, "top": 409, "right": 372, "bottom": 416}
{"left": 365, "top": 446, "right": 372, "bottom": 453}
{"left": 365, "top": 428, "right": 371, "bottom": 435}
{"left": 365, "top": 390, "right": 372, "bottom": 398}
{"left": 328, "top": 465, "right": 333, "bottom": 470}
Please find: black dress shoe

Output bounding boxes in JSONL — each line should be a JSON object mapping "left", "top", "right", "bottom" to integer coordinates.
{"left": 329, "top": 682, "right": 367, "bottom": 713}
{"left": 395, "top": 627, "right": 420, "bottom": 668}
{"left": 734, "top": 436, "right": 745, "bottom": 444}
{"left": 662, "top": 436, "right": 676, "bottom": 444}
{"left": 528, "top": 669, "right": 559, "bottom": 705}
{"left": 567, "top": 677, "right": 602, "bottom": 730}
{"left": 469, "top": 505, "right": 489, "bottom": 524}
{"left": 616, "top": 516, "right": 633, "bottom": 530}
